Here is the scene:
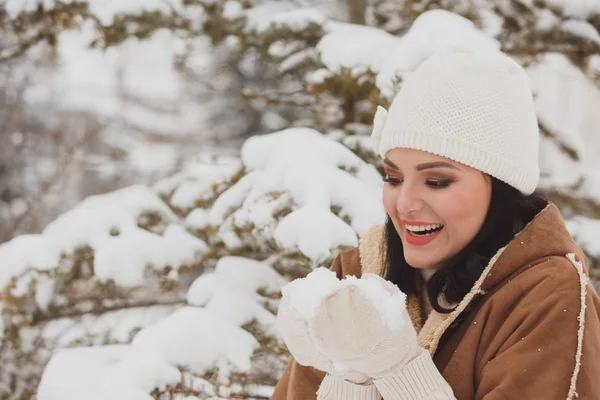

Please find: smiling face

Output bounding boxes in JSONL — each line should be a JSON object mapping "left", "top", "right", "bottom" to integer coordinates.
{"left": 382, "top": 148, "right": 492, "bottom": 271}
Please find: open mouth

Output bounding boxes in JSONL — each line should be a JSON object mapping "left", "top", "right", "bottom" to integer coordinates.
{"left": 406, "top": 225, "right": 444, "bottom": 237}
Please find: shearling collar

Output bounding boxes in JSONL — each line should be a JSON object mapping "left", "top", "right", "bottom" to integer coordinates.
{"left": 479, "top": 203, "right": 587, "bottom": 290}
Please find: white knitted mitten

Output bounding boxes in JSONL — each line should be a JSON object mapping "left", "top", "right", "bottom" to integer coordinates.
{"left": 308, "top": 274, "right": 422, "bottom": 379}
{"left": 277, "top": 290, "right": 371, "bottom": 384}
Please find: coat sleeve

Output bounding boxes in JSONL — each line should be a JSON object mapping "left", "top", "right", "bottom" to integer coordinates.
{"left": 475, "top": 259, "right": 600, "bottom": 400}
{"left": 270, "top": 356, "right": 327, "bottom": 400}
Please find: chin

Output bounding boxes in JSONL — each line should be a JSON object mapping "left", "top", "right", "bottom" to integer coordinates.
{"left": 404, "top": 254, "right": 442, "bottom": 270}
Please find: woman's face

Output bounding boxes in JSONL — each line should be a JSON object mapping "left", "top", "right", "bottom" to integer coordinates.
{"left": 382, "top": 148, "right": 492, "bottom": 271}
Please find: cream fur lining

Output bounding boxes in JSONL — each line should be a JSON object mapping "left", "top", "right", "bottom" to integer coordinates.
{"left": 358, "top": 225, "right": 385, "bottom": 276}
{"left": 565, "top": 253, "right": 589, "bottom": 400}
{"left": 358, "top": 224, "right": 507, "bottom": 355}
{"left": 417, "top": 245, "right": 507, "bottom": 354}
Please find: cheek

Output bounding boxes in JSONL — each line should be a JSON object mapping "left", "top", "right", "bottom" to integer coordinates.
{"left": 441, "top": 183, "right": 490, "bottom": 229}
{"left": 382, "top": 186, "right": 396, "bottom": 215}
{"left": 442, "top": 193, "right": 477, "bottom": 219}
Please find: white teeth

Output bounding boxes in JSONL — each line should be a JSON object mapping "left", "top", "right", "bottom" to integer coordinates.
{"left": 405, "top": 223, "right": 443, "bottom": 232}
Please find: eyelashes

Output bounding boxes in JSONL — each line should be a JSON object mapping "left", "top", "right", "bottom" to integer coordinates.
{"left": 382, "top": 177, "right": 401, "bottom": 186}
{"left": 382, "top": 176, "right": 453, "bottom": 188}
{"left": 427, "top": 180, "right": 452, "bottom": 188}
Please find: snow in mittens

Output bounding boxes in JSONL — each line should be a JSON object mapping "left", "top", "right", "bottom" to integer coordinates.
{"left": 280, "top": 268, "right": 408, "bottom": 330}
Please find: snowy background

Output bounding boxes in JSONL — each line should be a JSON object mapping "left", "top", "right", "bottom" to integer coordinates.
{"left": 1, "top": 0, "right": 599, "bottom": 399}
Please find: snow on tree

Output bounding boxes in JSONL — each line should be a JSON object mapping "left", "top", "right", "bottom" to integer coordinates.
{"left": 0, "top": 127, "right": 384, "bottom": 399}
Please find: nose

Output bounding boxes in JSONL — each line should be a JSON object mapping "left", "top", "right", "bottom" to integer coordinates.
{"left": 396, "top": 183, "right": 425, "bottom": 218}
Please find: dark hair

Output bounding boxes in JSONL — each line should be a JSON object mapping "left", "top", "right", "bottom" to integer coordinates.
{"left": 383, "top": 176, "right": 548, "bottom": 313}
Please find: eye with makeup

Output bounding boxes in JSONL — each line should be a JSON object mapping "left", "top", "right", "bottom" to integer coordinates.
{"left": 426, "top": 179, "right": 453, "bottom": 188}
{"left": 382, "top": 176, "right": 453, "bottom": 188}
{"left": 382, "top": 176, "right": 402, "bottom": 186}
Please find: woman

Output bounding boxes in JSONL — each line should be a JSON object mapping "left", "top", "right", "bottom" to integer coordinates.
{"left": 271, "top": 49, "right": 600, "bottom": 399}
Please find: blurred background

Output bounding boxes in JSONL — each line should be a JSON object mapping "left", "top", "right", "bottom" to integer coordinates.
{"left": 0, "top": 0, "right": 599, "bottom": 399}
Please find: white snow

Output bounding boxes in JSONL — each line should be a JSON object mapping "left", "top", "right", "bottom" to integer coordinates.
{"left": 37, "top": 345, "right": 181, "bottom": 400}
{"left": 7, "top": 269, "right": 56, "bottom": 311}
{"left": 39, "top": 255, "right": 287, "bottom": 400}
{"left": 187, "top": 256, "right": 286, "bottom": 328}
{"left": 279, "top": 48, "right": 318, "bottom": 74}
{"left": 574, "top": 167, "right": 600, "bottom": 201}
{"left": 170, "top": 180, "right": 221, "bottom": 212}
{"left": 274, "top": 206, "right": 359, "bottom": 261}
{"left": 269, "top": 40, "right": 304, "bottom": 59}
{"left": 132, "top": 306, "right": 258, "bottom": 374}
{"left": 153, "top": 156, "right": 242, "bottom": 202}
{"left": 173, "top": 129, "right": 383, "bottom": 263}
{"left": 535, "top": 9, "right": 561, "bottom": 31}
{"left": 527, "top": 53, "right": 600, "bottom": 173}
{"left": 0, "top": 184, "right": 210, "bottom": 291}
{"left": 127, "top": 143, "right": 179, "bottom": 177}
{"left": 6, "top": 0, "right": 185, "bottom": 24}
{"left": 43, "top": 185, "right": 210, "bottom": 287}
{"left": 342, "top": 134, "right": 378, "bottom": 155}
{"left": 208, "top": 171, "right": 260, "bottom": 226}
{"left": 44, "top": 185, "right": 177, "bottom": 251}
{"left": 478, "top": 8, "right": 506, "bottom": 37}
{"left": 544, "top": 0, "right": 600, "bottom": 18}
{"left": 538, "top": 134, "right": 582, "bottom": 189}
{"left": 43, "top": 304, "right": 180, "bottom": 347}
{"left": 92, "top": 223, "right": 209, "bottom": 286}
{"left": 356, "top": 275, "right": 407, "bottom": 330}
{"left": 0, "top": 234, "right": 61, "bottom": 290}
{"left": 22, "top": 19, "right": 218, "bottom": 136}
{"left": 28, "top": 122, "right": 389, "bottom": 398}
{"left": 317, "top": 22, "right": 399, "bottom": 76}
{"left": 317, "top": 9, "right": 500, "bottom": 97}
{"left": 230, "top": 128, "right": 384, "bottom": 262}
{"left": 566, "top": 216, "right": 600, "bottom": 258}
{"left": 279, "top": 268, "right": 408, "bottom": 330}
{"left": 280, "top": 267, "right": 340, "bottom": 319}
{"left": 561, "top": 20, "right": 600, "bottom": 46}
{"left": 223, "top": 1, "right": 244, "bottom": 20}
{"left": 246, "top": 6, "right": 327, "bottom": 33}
{"left": 305, "top": 68, "right": 334, "bottom": 84}
{"left": 591, "top": 55, "right": 600, "bottom": 75}
{"left": 185, "top": 208, "right": 212, "bottom": 230}
{"left": 529, "top": 53, "right": 600, "bottom": 207}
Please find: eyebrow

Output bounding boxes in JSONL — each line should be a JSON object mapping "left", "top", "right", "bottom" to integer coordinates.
{"left": 383, "top": 159, "right": 459, "bottom": 171}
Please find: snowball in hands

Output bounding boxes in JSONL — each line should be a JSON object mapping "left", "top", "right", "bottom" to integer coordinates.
{"left": 277, "top": 268, "right": 421, "bottom": 380}
{"left": 276, "top": 268, "right": 370, "bottom": 383}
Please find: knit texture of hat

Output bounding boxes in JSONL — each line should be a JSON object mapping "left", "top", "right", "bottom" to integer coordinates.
{"left": 371, "top": 50, "right": 540, "bottom": 194}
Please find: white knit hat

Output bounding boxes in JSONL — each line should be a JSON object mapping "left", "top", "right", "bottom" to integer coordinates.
{"left": 371, "top": 50, "right": 540, "bottom": 194}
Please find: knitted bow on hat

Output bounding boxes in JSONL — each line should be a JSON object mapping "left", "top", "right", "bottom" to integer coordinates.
{"left": 371, "top": 105, "right": 388, "bottom": 152}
